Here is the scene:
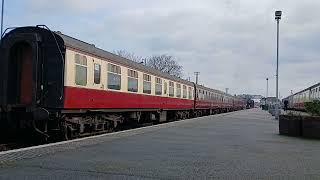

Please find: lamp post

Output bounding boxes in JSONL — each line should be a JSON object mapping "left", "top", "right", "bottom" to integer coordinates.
{"left": 275, "top": 10, "right": 282, "bottom": 120}
{"left": 266, "top": 78, "right": 269, "bottom": 98}
{"left": 0, "top": 0, "right": 4, "bottom": 40}
{"left": 194, "top": 72, "right": 200, "bottom": 84}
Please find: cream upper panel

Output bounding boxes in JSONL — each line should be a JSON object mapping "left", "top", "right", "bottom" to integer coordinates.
{"left": 311, "top": 86, "right": 320, "bottom": 99}
{"left": 65, "top": 48, "right": 194, "bottom": 99}
{"left": 65, "top": 49, "right": 106, "bottom": 90}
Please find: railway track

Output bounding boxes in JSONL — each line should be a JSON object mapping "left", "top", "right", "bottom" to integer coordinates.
{"left": 0, "top": 120, "right": 157, "bottom": 152}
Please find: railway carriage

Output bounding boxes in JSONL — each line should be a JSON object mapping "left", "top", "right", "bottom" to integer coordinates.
{"left": 194, "top": 85, "right": 243, "bottom": 115}
{"left": 0, "top": 26, "right": 245, "bottom": 141}
{"left": 284, "top": 83, "right": 320, "bottom": 111}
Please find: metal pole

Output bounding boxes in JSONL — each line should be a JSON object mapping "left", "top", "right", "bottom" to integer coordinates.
{"left": 0, "top": 0, "right": 4, "bottom": 40}
{"left": 196, "top": 73, "right": 198, "bottom": 84}
{"left": 266, "top": 78, "right": 269, "bottom": 98}
{"left": 275, "top": 19, "right": 280, "bottom": 120}
{"left": 194, "top": 72, "right": 200, "bottom": 84}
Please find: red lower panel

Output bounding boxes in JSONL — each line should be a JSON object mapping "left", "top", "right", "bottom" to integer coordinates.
{"left": 293, "top": 102, "right": 305, "bottom": 110}
{"left": 196, "top": 100, "right": 244, "bottom": 109}
{"left": 64, "top": 86, "right": 194, "bottom": 109}
{"left": 196, "top": 100, "right": 218, "bottom": 108}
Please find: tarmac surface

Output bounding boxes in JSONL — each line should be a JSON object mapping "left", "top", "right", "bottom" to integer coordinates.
{"left": 1, "top": 108, "right": 320, "bottom": 179}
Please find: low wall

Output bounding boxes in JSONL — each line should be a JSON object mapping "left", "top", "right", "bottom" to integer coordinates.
{"left": 279, "top": 114, "right": 320, "bottom": 139}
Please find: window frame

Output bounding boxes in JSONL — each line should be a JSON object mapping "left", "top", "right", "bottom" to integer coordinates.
{"left": 75, "top": 54, "right": 88, "bottom": 86}
{"left": 183, "top": 85, "right": 187, "bottom": 98}
{"left": 143, "top": 74, "right": 151, "bottom": 94}
{"left": 169, "top": 81, "right": 174, "bottom": 97}
{"left": 164, "top": 82, "right": 168, "bottom": 95}
{"left": 93, "top": 63, "right": 101, "bottom": 84}
{"left": 128, "top": 69, "right": 139, "bottom": 92}
{"left": 107, "top": 63, "right": 121, "bottom": 90}
{"left": 155, "top": 77, "right": 162, "bottom": 95}
{"left": 188, "top": 87, "right": 192, "bottom": 99}
{"left": 176, "top": 83, "right": 181, "bottom": 98}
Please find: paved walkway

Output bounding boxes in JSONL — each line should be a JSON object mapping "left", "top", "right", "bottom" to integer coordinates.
{"left": 1, "top": 109, "right": 320, "bottom": 179}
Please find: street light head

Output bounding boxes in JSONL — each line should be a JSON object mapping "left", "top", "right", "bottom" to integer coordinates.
{"left": 266, "top": 78, "right": 268, "bottom": 80}
{"left": 275, "top": 11, "right": 282, "bottom": 20}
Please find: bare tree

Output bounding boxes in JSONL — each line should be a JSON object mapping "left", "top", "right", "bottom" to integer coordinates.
{"left": 114, "top": 50, "right": 183, "bottom": 77}
{"left": 114, "top": 50, "right": 143, "bottom": 63}
{"left": 146, "top": 54, "right": 183, "bottom": 77}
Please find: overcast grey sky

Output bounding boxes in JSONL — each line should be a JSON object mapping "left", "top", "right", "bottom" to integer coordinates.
{"left": 5, "top": 0, "right": 320, "bottom": 98}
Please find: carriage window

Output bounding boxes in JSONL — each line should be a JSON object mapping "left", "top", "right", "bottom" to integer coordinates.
{"left": 183, "top": 85, "right": 187, "bottom": 98}
{"left": 94, "top": 63, "right": 101, "bottom": 84}
{"left": 188, "top": 87, "right": 192, "bottom": 99}
{"left": 164, "top": 82, "right": 167, "bottom": 95}
{"left": 75, "top": 54, "right": 87, "bottom": 86}
{"left": 155, "top": 77, "right": 162, "bottom": 95}
{"left": 169, "top": 81, "right": 174, "bottom": 97}
{"left": 202, "top": 91, "right": 205, "bottom": 100}
{"left": 176, "top": 84, "right": 181, "bottom": 98}
{"left": 128, "top": 69, "right": 138, "bottom": 92}
{"left": 201, "top": 90, "right": 204, "bottom": 100}
{"left": 107, "top": 63, "right": 121, "bottom": 90}
{"left": 143, "top": 74, "right": 151, "bottom": 94}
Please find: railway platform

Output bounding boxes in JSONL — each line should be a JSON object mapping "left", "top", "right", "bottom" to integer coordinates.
{"left": 1, "top": 109, "right": 320, "bottom": 179}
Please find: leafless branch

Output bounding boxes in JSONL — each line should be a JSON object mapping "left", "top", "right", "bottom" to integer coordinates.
{"left": 114, "top": 50, "right": 143, "bottom": 63}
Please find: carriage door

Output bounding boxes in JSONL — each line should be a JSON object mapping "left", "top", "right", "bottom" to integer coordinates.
{"left": 0, "top": 31, "right": 42, "bottom": 108}
{"left": 7, "top": 38, "right": 39, "bottom": 106}
{"left": 19, "top": 43, "right": 33, "bottom": 104}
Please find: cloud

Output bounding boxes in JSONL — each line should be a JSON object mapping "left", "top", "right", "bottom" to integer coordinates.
{"left": 6, "top": 0, "right": 320, "bottom": 98}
